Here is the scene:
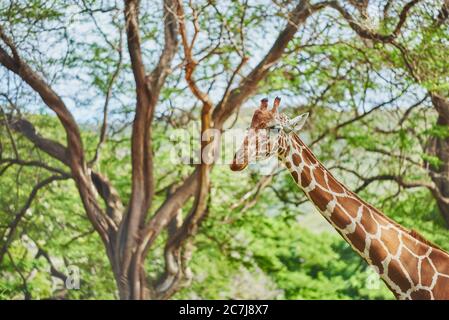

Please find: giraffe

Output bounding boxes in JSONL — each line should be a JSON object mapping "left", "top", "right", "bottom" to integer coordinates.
{"left": 230, "top": 97, "right": 449, "bottom": 300}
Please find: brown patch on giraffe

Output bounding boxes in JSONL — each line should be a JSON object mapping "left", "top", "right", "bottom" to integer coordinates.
{"left": 429, "top": 250, "right": 449, "bottom": 274}
{"left": 410, "top": 289, "right": 432, "bottom": 300}
{"left": 313, "top": 168, "right": 327, "bottom": 189}
{"left": 360, "top": 207, "right": 377, "bottom": 235}
{"left": 387, "top": 259, "right": 412, "bottom": 292}
{"left": 250, "top": 108, "right": 275, "bottom": 129}
{"left": 300, "top": 166, "right": 312, "bottom": 188}
{"left": 291, "top": 170, "right": 299, "bottom": 183}
{"left": 373, "top": 214, "right": 390, "bottom": 227}
{"left": 402, "top": 234, "right": 428, "bottom": 257}
{"left": 302, "top": 148, "right": 317, "bottom": 166}
{"left": 292, "top": 133, "right": 303, "bottom": 147}
{"left": 285, "top": 161, "right": 292, "bottom": 169}
{"left": 431, "top": 275, "right": 449, "bottom": 299}
{"left": 420, "top": 257, "right": 435, "bottom": 287}
{"left": 346, "top": 224, "right": 366, "bottom": 253}
{"left": 280, "top": 143, "right": 290, "bottom": 157}
{"left": 380, "top": 228, "right": 400, "bottom": 256}
{"left": 330, "top": 205, "right": 352, "bottom": 229}
{"left": 369, "top": 238, "right": 388, "bottom": 274}
{"left": 409, "top": 229, "right": 443, "bottom": 250}
{"left": 336, "top": 196, "right": 362, "bottom": 219}
{"left": 292, "top": 153, "right": 301, "bottom": 166}
{"left": 400, "top": 247, "right": 420, "bottom": 283}
{"left": 308, "top": 187, "right": 333, "bottom": 212}
{"left": 328, "top": 178, "right": 345, "bottom": 194}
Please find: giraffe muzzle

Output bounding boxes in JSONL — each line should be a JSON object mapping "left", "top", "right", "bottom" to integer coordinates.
{"left": 230, "top": 161, "right": 248, "bottom": 171}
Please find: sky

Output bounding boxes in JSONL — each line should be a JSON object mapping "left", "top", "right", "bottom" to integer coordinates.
{"left": 0, "top": 0, "right": 430, "bottom": 130}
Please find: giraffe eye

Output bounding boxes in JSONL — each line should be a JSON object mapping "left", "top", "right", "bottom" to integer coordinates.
{"left": 267, "top": 124, "right": 281, "bottom": 131}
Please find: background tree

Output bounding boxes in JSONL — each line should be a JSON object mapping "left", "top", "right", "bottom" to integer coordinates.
{"left": 1, "top": 0, "right": 448, "bottom": 300}
{"left": 0, "top": 0, "right": 333, "bottom": 299}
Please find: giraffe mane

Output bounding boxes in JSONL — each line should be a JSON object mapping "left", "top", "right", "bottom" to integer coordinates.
{"left": 329, "top": 172, "right": 444, "bottom": 252}
{"left": 290, "top": 132, "right": 444, "bottom": 252}
{"left": 345, "top": 189, "right": 444, "bottom": 252}
{"left": 408, "top": 229, "right": 444, "bottom": 251}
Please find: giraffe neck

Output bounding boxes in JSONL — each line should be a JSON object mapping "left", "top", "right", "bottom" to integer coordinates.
{"left": 280, "top": 132, "right": 449, "bottom": 300}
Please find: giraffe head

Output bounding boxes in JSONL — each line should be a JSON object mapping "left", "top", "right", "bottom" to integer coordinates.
{"left": 230, "top": 97, "right": 308, "bottom": 171}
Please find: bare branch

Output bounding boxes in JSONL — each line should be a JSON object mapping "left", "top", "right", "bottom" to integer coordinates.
{"left": 6, "top": 251, "right": 32, "bottom": 300}
{"left": 90, "top": 26, "right": 124, "bottom": 166}
{"left": 311, "top": 88, "right": 412, "bottom": 146}
{"left": 4, "top": 117, "right": 123, "bottom": 226}
{"left": 36, "top": 247, "right": 68, "bottom": 283}
{"left": 332, "top": 165, "right": 449, "bottom": 205}
{"left": 154, "top": 186, "right": 191, "bottom": 299}
{"left": 231, "top": 175, "right": 274, "bottom": 211}
{"left": 140, "top": 0, "right": 329, "bottom": 261}
{"left": 140, "top": 168, "right": 199, "bottom": 255}
{"left": 176, "top": 0, "right": 214, "bottom": 108}
{"left": 0, "top": 175, "right": 69, "bottom": 264}
{"left": 0, "top": 105, "right": 19, "bottom": 159}
{"left": 435, "top": 0, "right": 449, "bottom": 27}
{"left": 0, "top": 158, "right": 69, "bottom": 176}
{"left": 0, "top": 25, "right": 113, "bottom": 244}
{"left": 118, "top": 0, "right": 179, "bottom": 299}
{"left": 7, "top": 118, "right": 69, "bottom": 164}
{"left": 212, "top": 0, "right": 329, "bottom": 129}
{"left": 167, "top": 3, "right": 214, "bottom": 281}
{"left": 325, "top": 0, "right": 422, "bottom": 44}
{"left": 0, "top": 25, "right": 20, "bottom": 62}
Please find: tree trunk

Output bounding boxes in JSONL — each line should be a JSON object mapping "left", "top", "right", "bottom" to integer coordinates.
{"left": 427, "top": 132, "right": 449, "bottom": 226}
{"left": 113, "top": 251, "right": 150, "bottom": 300}
{"left": 427, "top": 94, "right": 449, "bottom": 227}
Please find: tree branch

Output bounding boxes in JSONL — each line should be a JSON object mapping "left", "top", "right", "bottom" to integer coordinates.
{"left": 0, "top": 26, "right": 113, "bottom": 246}
{"left": 0, "top": 175, "right": 69, "bottom": 264}
{"left": 151, "top": 3, "right": 215, "bottom": 295}
{"left": 435, "top": 0, "right": 449, "bottom": 27}
{"left": 36, "top": 247, "right": 68, "bottom": 283}
{"left": 332, "top": 165, "right": 449, "bottom": 205}
{"left": 90, "top": 26, "right": 124, "bottom": 166}
{"left": 0, "top": 158, "right": 69, "bottom": 176}
{"left": 212, "top": 0, "right": 329, "bottom": 129}
{"left": 4, "top": 117, "right": 123, "bottom": 226}
{"left": 325, "top": 0, "right": 422, "bottom": 43}
{"left": 140, "top": 0, "right": 328, "bottom": 261}
{"left": 311, "top": 88, "right": 413, "bottom": 146}
{"left": 118, "top": 0, "right": 179, "bottom": 299}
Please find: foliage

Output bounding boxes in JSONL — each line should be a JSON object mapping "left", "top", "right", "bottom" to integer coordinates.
{"left": 1, "top": 0, "right": 449, "bottom": 300}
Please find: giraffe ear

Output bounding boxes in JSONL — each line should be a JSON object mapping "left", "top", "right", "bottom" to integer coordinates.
{"left": 271, "top": 96, "right": 281, "bottom": 113}
{"left": 259, "top": 98, "right": 268, "bottom": 110}
{"left": 287, "top": 112, "right": 309, "bottom": 132}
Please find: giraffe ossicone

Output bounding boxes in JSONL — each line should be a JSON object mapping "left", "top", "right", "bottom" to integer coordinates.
{"left": 230, "top": 97, "right": 449, "bottom": 300}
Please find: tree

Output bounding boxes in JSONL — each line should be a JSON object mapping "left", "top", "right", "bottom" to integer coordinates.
{"left": 322, "top": 0, "right": 449, "bottom": 226}
{"left": 1, "top": 0, "right": 447, "bottom": 300}
{"left": 235, "top": 0, "right": 449, "bottom": 227}
{"left": 0, "top": 0, "right": 331, "bottom": 299}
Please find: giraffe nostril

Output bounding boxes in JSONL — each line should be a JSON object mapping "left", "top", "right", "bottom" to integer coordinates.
{"left": 230, "top": 162, "right": 247, "bottom": 171}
